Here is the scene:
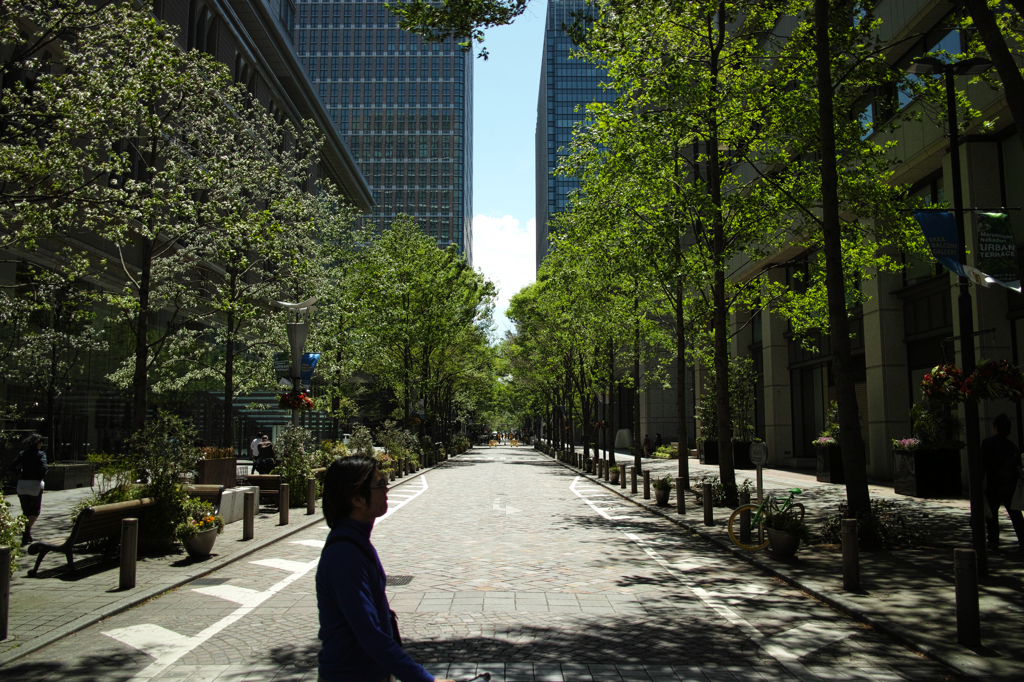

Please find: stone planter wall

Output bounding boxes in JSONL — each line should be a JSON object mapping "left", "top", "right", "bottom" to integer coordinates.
{"left": 699, "top": 441, "right": 719, "bottom": 465}
{"left": 893, "top": 448, "right": 962, "bottom": 498}
{"left": 43, "top": 463, "right": 93, "bottom": 490}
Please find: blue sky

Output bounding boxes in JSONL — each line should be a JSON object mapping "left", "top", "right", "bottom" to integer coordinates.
{"left": 470, "top": 8, "right": 547, "bottom": 337}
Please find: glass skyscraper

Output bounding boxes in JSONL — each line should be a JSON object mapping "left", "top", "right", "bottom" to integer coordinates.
{"left": 294, "top": 1, "right": 473, "bottom": 262}
{"left": 535, "top": 0, "right": 614, "bottom": 271}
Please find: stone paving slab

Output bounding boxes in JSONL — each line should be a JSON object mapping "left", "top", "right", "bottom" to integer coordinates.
{"left": 551, "top": 446, "right": 1024, "bottom": 681}
{"left": 0, "top": 465, "right": 440, "bottom": 666}
{"left": 1, "top": 447, "right": 970, "bottom": 681}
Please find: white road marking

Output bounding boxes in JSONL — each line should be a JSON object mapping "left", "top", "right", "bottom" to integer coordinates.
{"left": 192, "top": 585, "right": 262, "bottom": 605}
{"left": 570, "top": 477, "right": 632, "bottom": 521}
{"left": 768, "top": 622, "right": 852, "bottom": 659}
{"left": 106, "top": 477, "right": 431, "bottom": 679}
{"left": 290, "top": 539, "right": 326, "bottom": 549}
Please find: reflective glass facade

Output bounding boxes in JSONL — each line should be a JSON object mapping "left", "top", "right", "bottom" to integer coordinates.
{"left": 295, "top": 1, "right": 474, "bottom": 262}
{"left": 535, "top": 0, "right": 613, "bottom": 271}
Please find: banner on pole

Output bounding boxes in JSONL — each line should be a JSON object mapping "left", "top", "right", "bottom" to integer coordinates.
{"left": 301, "top": 353, "right": 320, "bottom": 390}
{"left": 977, "top": 213, "right": 1022, "bottom": 292}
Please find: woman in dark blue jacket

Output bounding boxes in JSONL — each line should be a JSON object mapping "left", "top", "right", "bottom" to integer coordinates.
{"left": 14, "top": 433, "right": 46, "bottom": 545}
{"left": 317, "top": 456, "right": 455, "bottom": 682}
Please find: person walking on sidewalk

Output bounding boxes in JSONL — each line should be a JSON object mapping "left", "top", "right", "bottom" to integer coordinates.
{"left": 317, "top": 456, "right": 455, "bottom": 682}
{"left": 13, "top": 433, "right": 46, "bottom": 545}
{"left": 983, "top": 413, "right": 1024, "bottom": 552}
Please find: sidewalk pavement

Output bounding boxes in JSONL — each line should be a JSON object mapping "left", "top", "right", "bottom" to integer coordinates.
{"left": 543, "top": 445, "right": 1024, "bottom": 682}
{"left": 0, "top": 464, "right": 439, "bottom": 668}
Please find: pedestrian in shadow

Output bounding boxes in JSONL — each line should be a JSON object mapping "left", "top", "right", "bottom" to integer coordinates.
{"left": 318, "top": 456, "right": 456, "bottom": 682}
{"left": 13, "top": 433, "right": 46, "bottom": 545}
{"left": 984, "top": 413, "right": 1024, "bottom": 553}
{"left": 643, "top": 434, "right": 651, "bottom": 458}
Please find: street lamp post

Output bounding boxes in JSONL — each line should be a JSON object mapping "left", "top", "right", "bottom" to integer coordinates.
{"left": 911, "top": 56, "right": 993, "bottom": 577}
{"left": 275, "top": 297, "right": 319, "bottom": 428}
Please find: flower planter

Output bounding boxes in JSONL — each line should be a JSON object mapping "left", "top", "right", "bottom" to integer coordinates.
{"left": 43, "top": 463, "right": 93, "bottom": 490}
{"left": 699, "top": 441, "right": 754, "bottom": 468}
{"left": 893, "top": 448, "right": 962, "bottom": 498}
{"left": 196, "top": 458, "right": 238, "bottom": 488}
{"left": 766, "top": 528, "right": 800, "bottom": 558}
{"left": 654, "top": 487, "right": 671, "bottom": 507}
{"left": 184, "top": 528, "right": 218, "bottom": 558}
{"left": 699, "top": 440, "right": 719, "bottom": 465}
{"left": 815, "top": 446, "right": 844, "bottom": 484}
{"left": 610, "top": 470, "right": 620, "bottom": 485}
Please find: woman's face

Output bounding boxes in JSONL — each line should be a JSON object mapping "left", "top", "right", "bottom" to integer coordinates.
{"left": 351, "top": 469, "right": 389, "bottom": 522}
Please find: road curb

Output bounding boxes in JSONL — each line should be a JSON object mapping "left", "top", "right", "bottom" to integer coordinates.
{"left": 543, "top": 450, "right": 991, "bottom": 681}
{"left": 0, "top": 462, "right": 442, "bottom": 669}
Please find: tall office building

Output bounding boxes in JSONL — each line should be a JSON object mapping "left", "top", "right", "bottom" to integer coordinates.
{"left": 535, "top": 0, "right": 614, "bottom": 271}
{"left": 294, "top": 1, "right": 474, "bottom": 262}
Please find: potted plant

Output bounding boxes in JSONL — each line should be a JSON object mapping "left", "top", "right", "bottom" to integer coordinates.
{"left": 893, "top": 365, "right": 965, "bottom": 498}
{"left": 175, "top": 499, "right": 225, "bottom": 558}
{"left": 813, "top": 402, "right": 843, "bottom": 484}
{"left": 764, "top": 504, "right": 809, "bottom": 558}
{"left": 609, "top": 465, "right": 620, "bottom": 485}
{"left": 652, "top": 475, "right": 673, "bottom": 507}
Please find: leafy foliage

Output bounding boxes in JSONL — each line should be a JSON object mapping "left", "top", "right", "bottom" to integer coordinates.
{"left": 0, "top": 498, "right": 26, "bottom": 574}
{"left": 819, "top": 500, "right": 920, "bottom": 550}
{"left": 174, "top": 500, "right": 224, "bottom": 542}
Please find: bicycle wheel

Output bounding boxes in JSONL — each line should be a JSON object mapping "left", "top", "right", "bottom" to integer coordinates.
{"left": 727, "top": 504, "right": 769, "bottom": 551}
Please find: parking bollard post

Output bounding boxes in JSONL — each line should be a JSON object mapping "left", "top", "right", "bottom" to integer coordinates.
{"left": 739, "top": 491, "right": 750, "bottom": 544}
{"left": 676, "top": 477, "right": 686, "bottom": 514}
{"left": 620, "top": 464, "right": 627, "bottom": 489}
{"left": 279, "top": 484, "right": 290, "bottom": 525}
{"left": 604, "top": 459, "right": 610, "bottom": 482}
{"left": 631, "top": 466, "right": 638, "bottom": 494}
{"left": 119, "top": 518, "right": 138, "bottom": 590}
{"left": 703, "top": 482, "right": 714, "bottom": 526}
{"left": 643, "top": 470, "right": 651, "bottom": 500}
{"left": 0, "top": 546, "right": 9, "bottom": 640}
{"left": 243, "top": 491, "right": 255, "bottom": 540}
{"left": 955, "top": 548, "right": 981, "bottom": 647}
{"left": 307, "top": 477, "right": 317, "bottom": 515}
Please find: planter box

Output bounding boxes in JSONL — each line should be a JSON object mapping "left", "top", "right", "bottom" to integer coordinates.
{"left": 699, "top": 441, "right": 754, "bottom": 468}
{"left": 196, "top": 457, "right": 238, "bottom": 489}
{"left": 699, "top": 441, "right": 718, "bottom": 465}
{"left": 815, "top": 446, "right": 844, "bottom": 484}
{"left": 43, "top": 463, "right": 93, "bottom": 490}
{"left": 893, "top": 448, "right": 962, "bottom": 498}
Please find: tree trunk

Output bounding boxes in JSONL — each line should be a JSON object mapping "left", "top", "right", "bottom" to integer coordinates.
{"left": 633, "top": 300, "right": 642, "bottom": 474}
{"left": 131, "top": 234, "right": 153, "bottom": 433}
{"left": 608, "top": 339, "right": 616, "bottom": 467}
{"left": 676, "top": 280, "right": 689, "bottom": 486}
{"left": 815, "top": 0, "right": 871, "bottom": 516}
{"left": 222, "top": 277, "right": 236, "bottom": 449}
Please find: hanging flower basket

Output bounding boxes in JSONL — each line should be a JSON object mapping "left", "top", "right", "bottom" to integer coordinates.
{"left": 963, "top": 359, "right": 1024, "bottom": 403}
{"left": 920, "top": 364, "right": 965, "bottom": 407}
{"left": 278, "top": 392, "right": 315, "bottom": 411}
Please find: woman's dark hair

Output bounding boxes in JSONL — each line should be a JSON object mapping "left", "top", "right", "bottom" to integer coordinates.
{"left": 322, "top": 455, "right": 379, "bottom": 528}
{"left": 21, "top": 433, "right": 42, "bottom": 450}
{"left": 994, "top": 413, "right": 1011, "bottom": 437}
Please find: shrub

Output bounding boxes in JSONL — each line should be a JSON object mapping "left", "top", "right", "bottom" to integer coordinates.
{"left": 764, "top": 504, "right": 810, "bottom": 543}
{"left": 819, "top": 499, "right": 920, "bottom": 550}
{"left": 349, "top": 424, "right": 375, "bottom": 457}
{"left": 275, "top": 426, "right": 318, "bottom": 507}
{"left": 200, "top": 446, "right": 235, "bottom": 460}
{"left": 1, "top": 498, "right": 25, "bottom": 574}
{"left": 174, "top": 499, "right": 224, "bottom": 542}
{"left": 653, "top": 445, "right": 679, "bottom": 459}
{"left": 652, "top": 474, "right": 673, "bottom": 491}
{"left": 692, "top": 475, "right": 753, "bottom": 507}
{"left": 376, "top": 420, "right": 417, "bottom": 475}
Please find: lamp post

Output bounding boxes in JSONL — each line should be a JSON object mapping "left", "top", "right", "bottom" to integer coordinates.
{"left": 910, "top": 56, "right": 993, "bottom": 577}
{"left": 274, "top": 297, "right": 319, "bottom": 427}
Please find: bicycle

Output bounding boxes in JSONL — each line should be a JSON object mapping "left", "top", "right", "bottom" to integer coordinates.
{"left": 726, "top": 488, "right": 805, "bottom": 551}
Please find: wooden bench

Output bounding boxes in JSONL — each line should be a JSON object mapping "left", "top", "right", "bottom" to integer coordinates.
{"left": 185, "top": 484, "right": 225, "bottom": 515}
{"left": 27, "top": 497, "right": 155, "bottom": 574}
{"left": 245, "top": 474, "right": 282, "bottom": 506}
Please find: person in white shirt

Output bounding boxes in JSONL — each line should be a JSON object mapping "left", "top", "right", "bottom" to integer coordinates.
{"left": 250, "top": 434, "right": 262, "bottom": 460}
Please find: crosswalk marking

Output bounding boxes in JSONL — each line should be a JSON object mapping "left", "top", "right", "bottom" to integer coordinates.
{"left": 290, "top": 539, "right": 326, "bottom": 549}
{"left": 250, "top": 558, "right": 309, "bottom": 573}
{"left": 192, "top": 585, "right": 262, "bottom": 605}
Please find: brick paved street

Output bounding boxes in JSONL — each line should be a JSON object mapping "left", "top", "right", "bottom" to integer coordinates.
{"left": 2, "top": 447, "right": 969, "bottom": 681}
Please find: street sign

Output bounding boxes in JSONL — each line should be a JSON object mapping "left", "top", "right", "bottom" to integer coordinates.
{"left": 749, "top": 442, "right": 768, "bottom": 466}
{"left": 273, "top": 352, "right": 291, "bottom": 380}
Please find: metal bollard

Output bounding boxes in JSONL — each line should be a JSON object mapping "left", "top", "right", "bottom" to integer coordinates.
{"left": 631, "top": 466, "right": 638, "bottom": 494}
{"left": 620, "top": 464, "right": 627, "bottom": 489}
{"left": 243, "top": 491, "right": 255, "bottom": 540}
{"left": 604, "top": 459, "right": 610, "bottom": 482}
{"left": 307, "top": 477, "right": 317, "bottom": 515}
{"left": 279, "top": 484, "right": 290, "bottom": 525}
{"left": 955, "top": 548, "right": 981, "bottom": 647}
{"left": 703, "top": 482, "right": 714, "bottom": 526}
{"left": 842, "top": 519, "right": 860, "bottom": 591}
{"left": 739, "top": 491, "right": 751, "bottom": 544}
{"left": 1, "top": 546, "right": 11, "bottom": 640}
{"left": 390, "top": 468, "right": 396, "bottom": 482}
{"left": 119, "top": 518, "right": 138, "bottom": 590}
{"left": 643, "top": 470, "right": 651, "bottom": 500}
{"left": 676, "top": 477, "right": 686, "bottom": 514}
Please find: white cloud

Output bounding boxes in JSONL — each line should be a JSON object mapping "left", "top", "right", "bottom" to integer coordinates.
{"left": 472, "top": 214, "right": 536, "bottom": 336}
